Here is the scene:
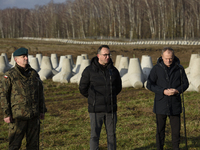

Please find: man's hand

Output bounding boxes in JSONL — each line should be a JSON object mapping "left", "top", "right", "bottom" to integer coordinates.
{"left": 4, "top": 117, "right": 12, "bottom": 123}
{"left": 40, "top": 113, "right": 45, "bottom": 120}
{"left": 164, "top": 89, "right": 179, "bottom": 96}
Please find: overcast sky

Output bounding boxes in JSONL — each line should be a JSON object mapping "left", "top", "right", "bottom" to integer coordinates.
{"left": 0, "top": 0, "right": 67, "bottom": 9}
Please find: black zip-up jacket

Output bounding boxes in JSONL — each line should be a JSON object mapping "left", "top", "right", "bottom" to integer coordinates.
{"left": 147, "top": 56, "right": 189, "bottom": 115}
{"left": 79, "top": 56, "right": 122, "bottom": 113}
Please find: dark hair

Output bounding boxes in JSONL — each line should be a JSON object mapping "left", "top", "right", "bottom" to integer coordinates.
{"left": 97, "top": 45, "right": 110, "bottom": 54}
{"left": 161, "top": 47, "right": 174, "bottom": 56}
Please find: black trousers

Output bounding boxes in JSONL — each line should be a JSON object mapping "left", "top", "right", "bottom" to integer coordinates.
{"left": 156, "top": 114, "right": 180, "bottom": 150}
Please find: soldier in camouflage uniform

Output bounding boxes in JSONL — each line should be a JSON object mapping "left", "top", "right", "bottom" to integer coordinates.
{"left": 0, "top": 47, "right": 47, "bottom": 150}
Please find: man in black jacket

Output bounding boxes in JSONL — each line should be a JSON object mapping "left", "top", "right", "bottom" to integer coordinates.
{"left": 147, "top": 47, "right": 189, "bottom": 150}
{"left": 79, "top": 45, "right": 122, "bottom": 150}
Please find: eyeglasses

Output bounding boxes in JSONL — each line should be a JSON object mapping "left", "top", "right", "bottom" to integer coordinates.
{"left": 100, "top": 53, "right": 111, "bottom": 57}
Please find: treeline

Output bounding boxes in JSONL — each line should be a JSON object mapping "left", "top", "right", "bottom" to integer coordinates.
{"left": 0, "top": 0, "right": 200, "bottom": 40}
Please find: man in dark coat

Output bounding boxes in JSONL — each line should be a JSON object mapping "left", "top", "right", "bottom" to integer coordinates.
{"left": 79, "top": 45, "right": 122, "bottom": 150}
{"left": 147, "top": 47, "right": 189, "bottom": 150}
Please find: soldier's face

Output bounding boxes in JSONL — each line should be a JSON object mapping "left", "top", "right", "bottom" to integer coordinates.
{"left": 97, "top": 47, "right": 110, "bottom": 65}
{"left": 14, "top": 55, "right": 28, "bottom": 68}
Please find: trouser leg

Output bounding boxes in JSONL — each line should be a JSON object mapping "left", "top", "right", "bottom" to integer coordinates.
{"left": 105, "top": 112, "right": 117, "bottom": 150}
{"left": 169, "top": 114, "right": 180, "bottom": 150}
{"left": 156, "top": 114, "right": 167, "bottom": 150}
{"left": 89, "top": 113, "right": 104, "bottom": 150}
{"left": 26, "top": 117, "right": 40, "bottom": 150}
{"left": 9, "top": 119, "right": 27, "bottom": 150}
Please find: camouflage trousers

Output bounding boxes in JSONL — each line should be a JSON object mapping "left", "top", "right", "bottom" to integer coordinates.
{"left": 8, "top": 116, "right": 40, "bottom": 150}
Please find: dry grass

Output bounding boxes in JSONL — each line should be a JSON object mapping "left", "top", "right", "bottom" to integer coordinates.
{"left": 0, "top": 38, "right": 200, "bottom": 149}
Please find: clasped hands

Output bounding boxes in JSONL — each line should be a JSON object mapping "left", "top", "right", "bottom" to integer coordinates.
{"left": 164, "top": 88, "right": 179, "bottom": 96}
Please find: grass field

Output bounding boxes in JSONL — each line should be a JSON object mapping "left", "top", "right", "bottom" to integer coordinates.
{"left": 0, "top": 38, "right": 200, "bottom": 149}
{"left": 0, "top": 80, "right": 200, "bottom": 150}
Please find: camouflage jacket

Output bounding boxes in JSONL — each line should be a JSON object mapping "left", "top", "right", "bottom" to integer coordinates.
{"left": 0, "top": 64, "right": 47, "bottom": 120}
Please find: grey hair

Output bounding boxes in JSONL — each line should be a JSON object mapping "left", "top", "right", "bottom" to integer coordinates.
{"left": 161, "top": 47, "right": 174, "bottom": 56}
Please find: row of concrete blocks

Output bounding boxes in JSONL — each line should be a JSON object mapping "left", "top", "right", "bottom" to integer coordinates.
{"left": 0, "top": 53, "right": 199, "bottom": 92}
{"left": 19, "top": 37, "right": 200, "bottom": 46}
{"left": 0, "top": 53, "right": 90, "bottom": 84}
{"left": 0, "top": 53, "right": 152, "bottom": 86}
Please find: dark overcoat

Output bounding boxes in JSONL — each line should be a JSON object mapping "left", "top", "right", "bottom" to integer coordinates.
{"left": 147, "top": 56, "right": 189, "bottom": 115}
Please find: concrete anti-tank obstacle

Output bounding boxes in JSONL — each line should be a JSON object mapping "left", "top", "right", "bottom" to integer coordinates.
{"left": 1, "top": 53, "right": 9, "bottom": 64}
{"left": 77, "top": 59, "right": 90, "bottom": 84}
{"left": 66, "top": 55, "right": 75, "bottom": 72}
{"left": 186, "top": 57, "right": 200, "bottom": 92}
{"left": 10, "top": 53, "right": 15, "bottom": 66}
{"left": 115, "top": 55, "right": 123, "bottom": 70}
{"left": 118, "top": 56, "right": 129, "bottom": 77}
{"left": 72, "top": 55, "right": 85, "bottom": 73}
{"left": 52, "top": 58, "right": 73, "bottom": 83}
{"left": 36, "top": 54, "right": 43, "bottom": 66}
{"left": 0, "top": 56, "right": 9, "bottom": 73}
{"left": 122, "top": 58, "right": 144, "bottom": 88}
{"left": 38, "top": 56, "right": 58, "bottom": 80}
{"left": 81, "top": 54, "right": 88, "bottom": 59}
{"left": 55, "top": 56, "right": 67, "bottom": 72}
{"left": 1, "top": 53, "right": 13, "bottom": 69}
{"left": 143, "top": 80, "right": 148, "bottom": 89}
{"left": 66, "top": 55, "right": 75, "bottom": 68}
{"left": 185, "top": 54, "right": 199, "bottom": 74}
{"left": 70, "top": 59, "right": 90, "bottom": 84}
{"left": 141, "top": 55, "right": 153, "bottom": 81}
{"left": 30, "top": 57, "right": 40, "bottom": 72}
{"left": 28, "top": 55, "right": 34, "bottom": 64}
{"left": 51, "top": 53, "right": 59, "bottom": 69}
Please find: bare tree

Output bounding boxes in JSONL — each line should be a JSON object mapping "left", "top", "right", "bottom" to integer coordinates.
{"left": 0, "top": 0, "right": 200, "bottom": 40}
{"left": 157, "top": 0, "right": 166, "bottom": 39}
{"left": 0, "top": 10, "right": 4, "bottom": 38}
{"left": 102, "top": 0, "right": 115, "bottom": 38}
{"left": 136, "top": 1, "right": 143, "bottom": 39}
{"left": 124, "top": 0, "right": 136, "bottom": 40}
{"left": 189, "top": 0, "right": 200, "bottom": 37}
{"left": 66, "top": 1, "right": 76, "bottom": 38}
{"left": 114, "top": 0, "right": 122, "bottom": 38}
{"left": 73, "top": 0, "right": 86, "bottom": 38}
{"left": 144, "top": 0, "right": 157, "bottom": 39}
{"left": 87, "top": 0, "right": 99, "bottom": 36}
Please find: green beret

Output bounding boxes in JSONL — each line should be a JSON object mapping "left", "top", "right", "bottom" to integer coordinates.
{"left": 13, "top": 48, "right": 28, "bottom": 56}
